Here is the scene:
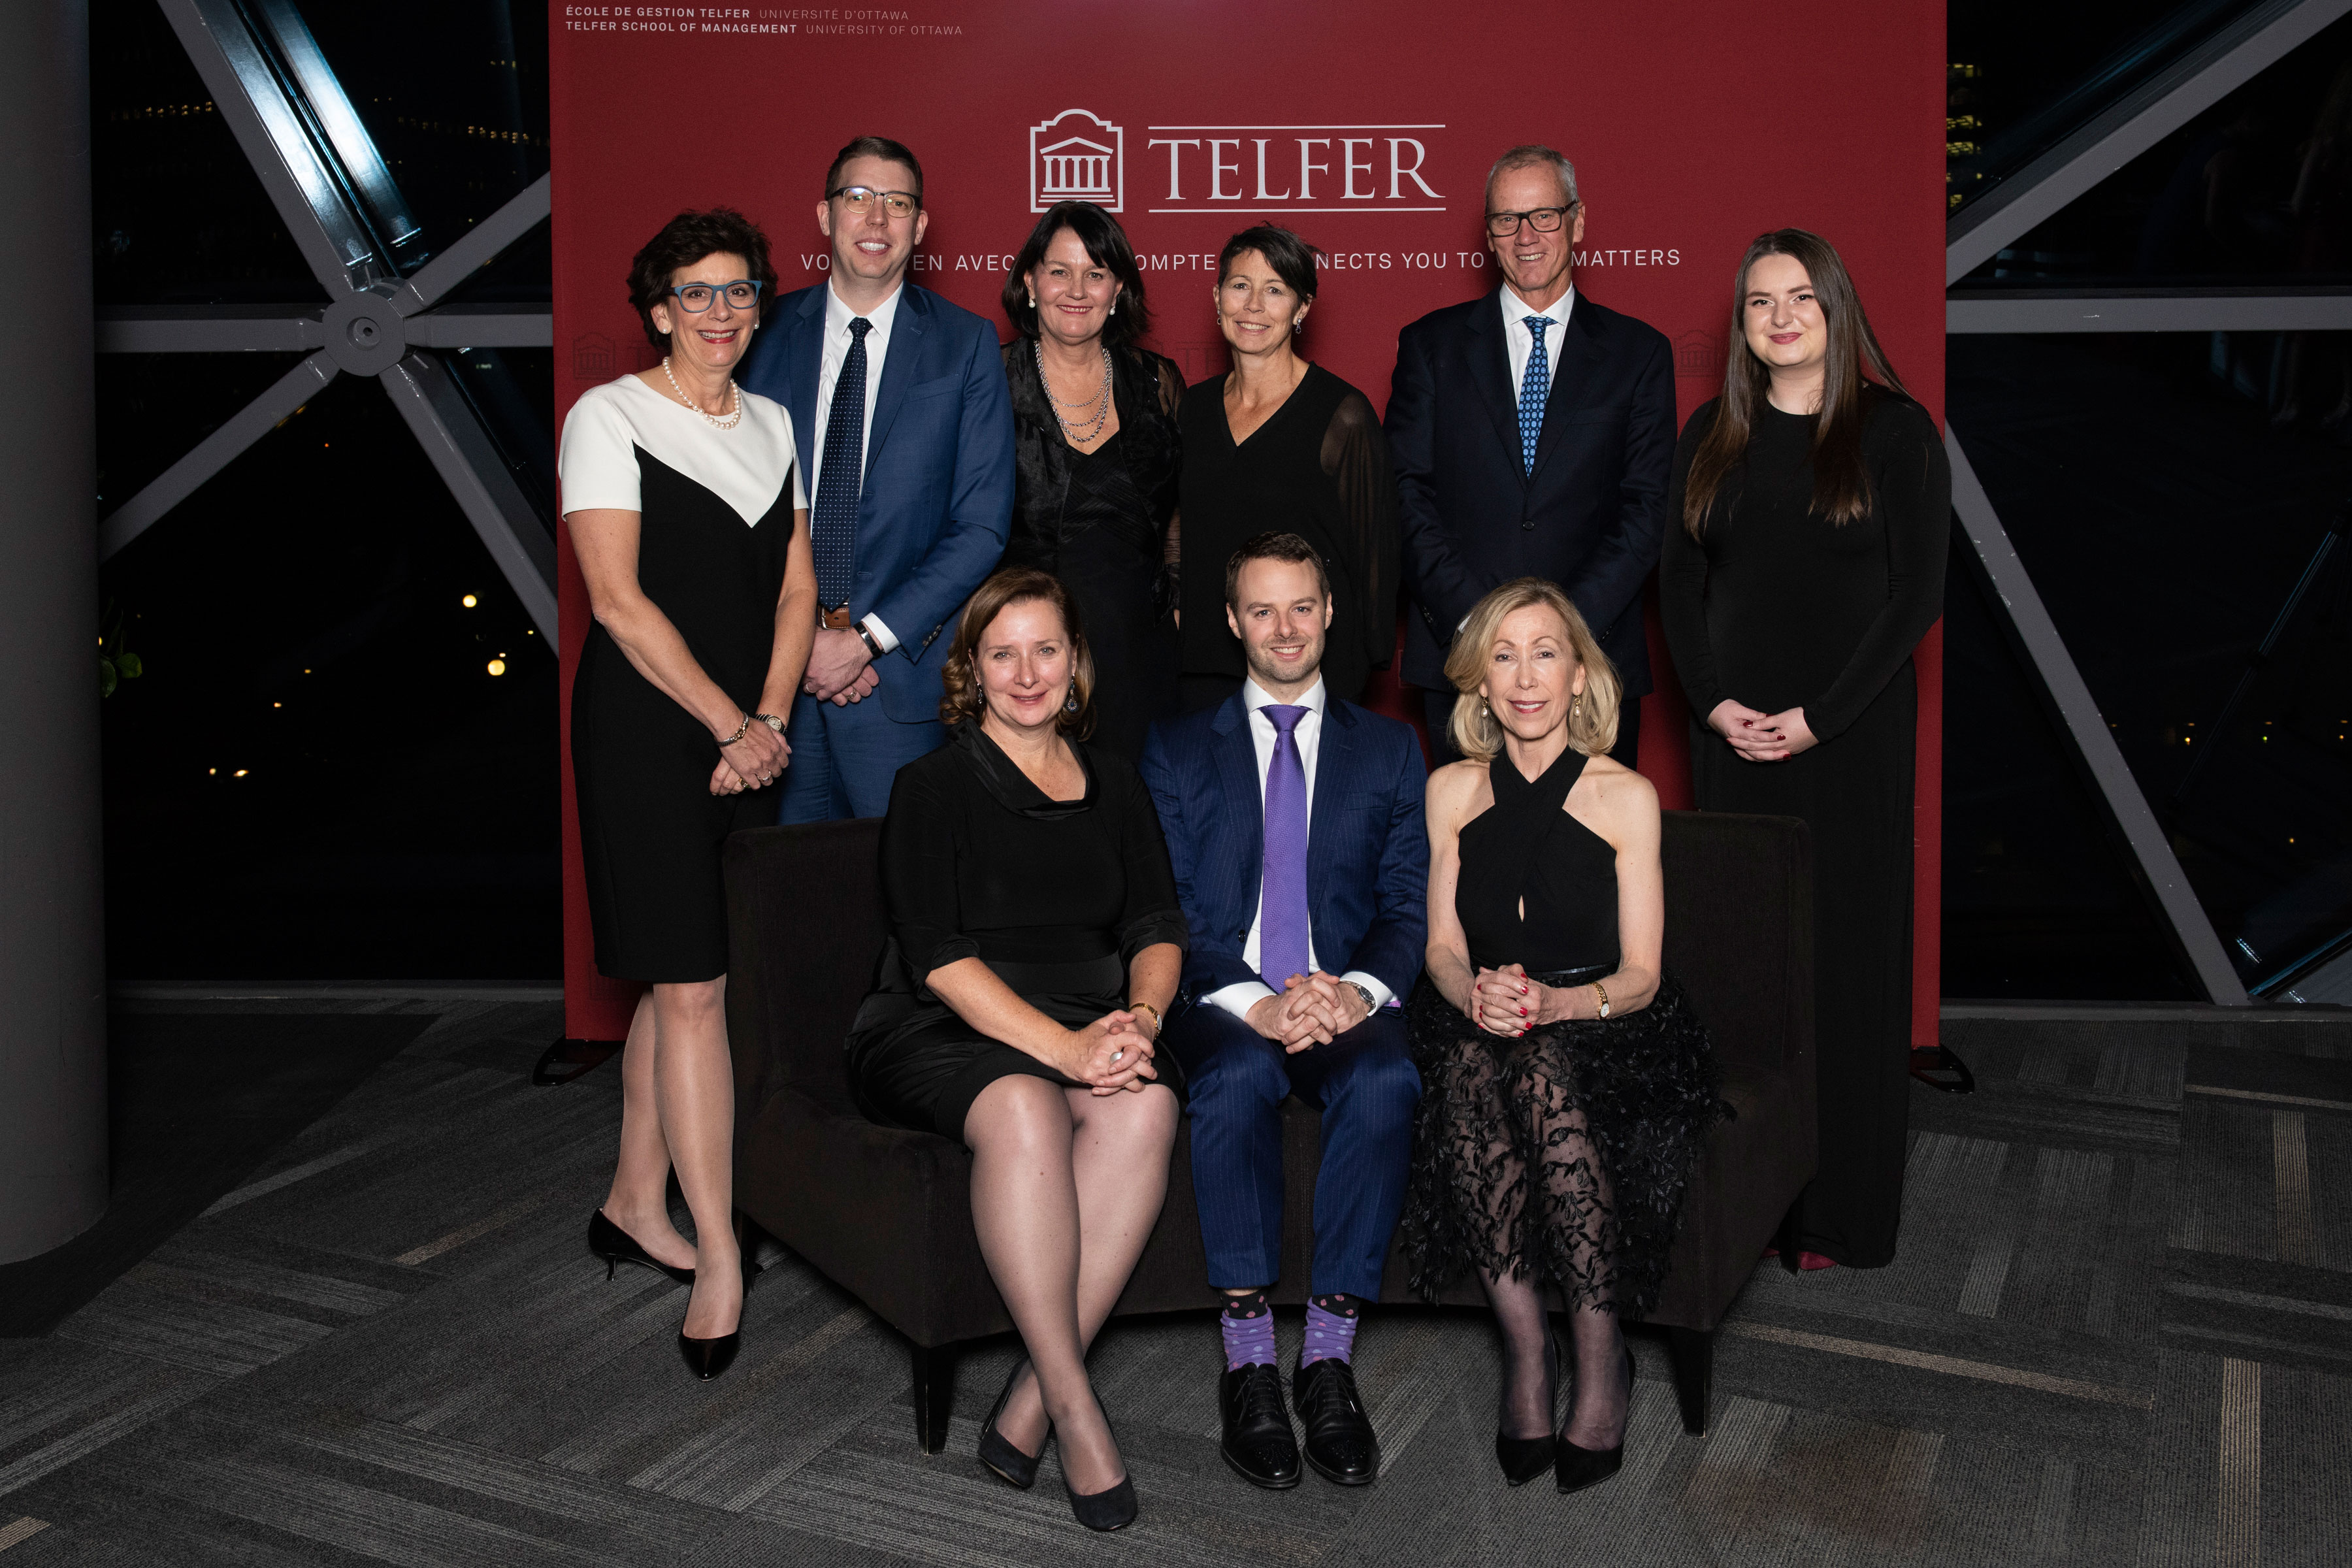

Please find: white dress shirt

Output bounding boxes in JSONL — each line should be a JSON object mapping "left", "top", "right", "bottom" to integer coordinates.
{"left": 811, "top": 279, "right": 906, "bottom": 650}
{"left": 1204, "top": 676, "right": 1396, "bottom": 1024}
{"left": 1500, "top": 282, "right": 1576, "bottom": 407}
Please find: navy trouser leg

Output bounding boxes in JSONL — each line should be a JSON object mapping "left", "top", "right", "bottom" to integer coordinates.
{"left": 1286, "top": 1009, "right": 1420, "bottom": 1299}
{"left": 1168, "top": 1003, "right": 1290, "bottom": 1290}
{"left": 779, "top": 688, "right": 941, "bottom": 823}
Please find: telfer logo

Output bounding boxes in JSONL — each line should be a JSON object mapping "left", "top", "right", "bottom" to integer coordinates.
{"left": 1031, "top": 108, "right": 1124, "bottom": 213}
{"left": 1142, "top": 123, "right": 1444, "bottom": 213}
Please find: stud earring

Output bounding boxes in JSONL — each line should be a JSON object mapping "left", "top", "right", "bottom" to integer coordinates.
{"left": 1108, "top": 299, "right": 1117, "bottom": 316}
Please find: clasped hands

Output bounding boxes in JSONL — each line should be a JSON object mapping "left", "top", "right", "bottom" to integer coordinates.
{"left": 1246, "top": 971, "right": 1371, "bottom": 1054}
{"left": 1470, "top": 962, "right": 1574, "bottom": 1037}
{"left": 1708, "top": 699, "right": 1818, "bottom": 763}
{"left": 1065, "top": 1011, "right": 1161, "bottom": 1096}
{"left": 709, "top": 720, "right": 789, "bottom": 796}
{"left": 804, "top": 627, "right": 881, "bottom": 707}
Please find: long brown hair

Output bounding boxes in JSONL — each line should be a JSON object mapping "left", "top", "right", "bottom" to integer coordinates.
{"left": 1680, "top": 228, "right": 1909, "bottom": 536}
{"left": 937, "top": 567, "right": 1096, "bottom": 738}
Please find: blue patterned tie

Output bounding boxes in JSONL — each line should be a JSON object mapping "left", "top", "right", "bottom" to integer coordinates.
{"left": 812, "top": 316, "right": 870, "bottom": 609}
{"left": 1519, "top": 316, "right": 1554, "bottom": 476}
{"left": 1257, "top": 705, "right": 1312, "bottom": 990}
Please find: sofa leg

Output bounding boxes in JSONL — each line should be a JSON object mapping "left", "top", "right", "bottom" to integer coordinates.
{"left": 1773, "top": 1203, "right": 1803, "bottom": 1275}
{"left": 911, "top": 1342, "right": 955, "bottom": 1454}
{"left": 1667, "top": 1327, "right": 1713, "bottom": 1436}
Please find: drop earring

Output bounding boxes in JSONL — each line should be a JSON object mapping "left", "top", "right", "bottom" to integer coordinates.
{"left": 1064, "top": 690, "right": 1080, "bottom": 714}
{"left": 1027, "top": 293, "right": 1036, "bottom": 307}
{"left": 1108, "top": 299, "right": 1117, "bottom": 316}
{"left": 1573, "top": 694, "right": 1583, "bottom": 723}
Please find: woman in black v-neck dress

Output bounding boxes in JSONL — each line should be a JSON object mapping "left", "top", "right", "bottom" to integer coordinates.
{"left": 1000, "top": 202, "right": 1184, "bottom": 762}
{"left": 1176, "top": 226, "right": 1399, "bottom": 709}
{"left": 558, "top": 209, "right": 817, "bottom": 1381}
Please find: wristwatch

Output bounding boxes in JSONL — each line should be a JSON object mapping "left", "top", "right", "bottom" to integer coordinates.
{"left": 855, "top": 621, "right": 885, "bottom": 659}
{"left": 753, "top": 712, "right": 787, "bottom": 733}
{"left": 1347, "top": 981, "right": 1375, "bottom": 1015}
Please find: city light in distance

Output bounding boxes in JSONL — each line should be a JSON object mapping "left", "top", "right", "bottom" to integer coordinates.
{"left": 462, "top": 594, "right": 478, "bottom": 608}
{"left": 272, "top": 702, "right": 282, "bottom": 708}
{"left": 487, "top": 659, "right": 506, "bottom": 676}
{"left": 233, "top": 769, "right": 248, "bottom": 777}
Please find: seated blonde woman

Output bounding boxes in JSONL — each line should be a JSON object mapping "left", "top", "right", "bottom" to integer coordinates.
{"left": 1404, "top": 578, "right": 1721, "bottom": 1496}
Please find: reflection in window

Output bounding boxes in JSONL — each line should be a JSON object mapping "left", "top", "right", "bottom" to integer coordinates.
{"left": 1949, "top": 332, "right": 2352, "bottom": 996}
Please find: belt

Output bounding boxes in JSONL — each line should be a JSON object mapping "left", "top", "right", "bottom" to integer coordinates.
{"left": 820, "top": 604, "right": 855, "bottom": 630}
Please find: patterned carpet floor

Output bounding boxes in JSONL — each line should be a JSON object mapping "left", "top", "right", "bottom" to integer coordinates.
{"left": 0, "top": 997, "right": 2346, "bottom": 1565}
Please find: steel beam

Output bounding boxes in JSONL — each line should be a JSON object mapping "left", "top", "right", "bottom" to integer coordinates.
{"left": 1950, "top": 291, "right": 2352, "bottom": 335}
{"left": 406, "top": 305, "right": 553, "bottom": 350}
{"left": 1947, "top": 0, "right": 2352, "bottom": 285}
{"left": 389, "top": 174, "right": 551, "bottom": 318}
{"left": 99, "top": 351, "right": 339, "bottom": 562}
{"left": 1945, "top": 426, "right": 2251, "bottom": 1005}
{"left": 378, "top": 351, "right": 557, "bottom": 638}
{"left": 96, "top": 307, "right": 324, "bottom": 354}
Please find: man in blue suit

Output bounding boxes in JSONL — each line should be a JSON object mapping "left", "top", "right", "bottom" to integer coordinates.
{"left": 738, "top": 135, "right": 1014, "bottom": 820}
{"left": 1139, "top": 532, "right": 1428, "bottom": 1493}
{"left": 1386, "top": 142, "right": 1674, "bottom": 765}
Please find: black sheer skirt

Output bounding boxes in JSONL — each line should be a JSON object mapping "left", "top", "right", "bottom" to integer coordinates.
{"left": 1402, "top": 966, "right": 1724, "bottom": 1316}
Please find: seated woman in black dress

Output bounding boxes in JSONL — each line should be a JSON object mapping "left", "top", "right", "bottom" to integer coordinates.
{"left": 1408, "top": 578, "right": 1720, "bottom": 1495}
{"left": 1000, "top": 200, "right": 1183, "bottom": 760}
{"left": 847, "top": 567, "right": 1185, "bottom": 1533}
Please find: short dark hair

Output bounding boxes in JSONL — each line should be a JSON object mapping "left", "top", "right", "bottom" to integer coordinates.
{"left": 626, "top": 207, "right": 777, "bottom": 351}
{"left": 1224, "top": 531, "right": 1331, "bottom": 608}
{"left": 1002, "top": 201, "right": 1151, "bottom": 346}
{"left": 938, "top": 567, "right": 1096, "bottom": 739}
{"left": 1216, "top": 224, "right": 1319, "bottom": 304}
{"left": 823, "top": 135, "right": 924, "bottom": 206}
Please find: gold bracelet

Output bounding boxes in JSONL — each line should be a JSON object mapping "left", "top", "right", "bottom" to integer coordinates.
{"left": 1592, "top": 981, "right": 1610, "bottom": 1020}
{"left": 1130, "top": 1000, "right": 1162, "bottom": 1038}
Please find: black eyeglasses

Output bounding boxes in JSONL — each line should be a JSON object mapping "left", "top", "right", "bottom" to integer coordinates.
{"left": 669, "top": 281, "right": 762, "bottom": 312}
{"left": 827, "top": 185, "right": 920, "bottom": 220}
{"left": 1484, "top": 203, "right": 1579, "bottom": 237}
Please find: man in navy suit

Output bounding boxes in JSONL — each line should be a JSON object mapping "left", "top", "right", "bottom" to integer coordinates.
{"left": 738, "top": 135, "right": 1014, "bottom": 820}
{"left": 1139, "top": 532, "right": 1428, "bottom": 1493}
{"left": 1386, "top": 143, "right": 1674, "bottom": 764}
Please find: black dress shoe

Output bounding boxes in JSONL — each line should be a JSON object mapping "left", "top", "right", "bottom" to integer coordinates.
{"left": 977, "top": 1358, "right": 1046, "bottom": 1490}
{"left": 587, "top": 1209, "right": 693, "bottom": 1286}
{"left": 1554, "top": 1345, "right": 1632, "bottom": 1494}
{"left": 1292, "top": 1358, "right": 1379, "bottom": 1486}
{"left": 1218, "top": 1363, "right": 1301, "bottom": 1490}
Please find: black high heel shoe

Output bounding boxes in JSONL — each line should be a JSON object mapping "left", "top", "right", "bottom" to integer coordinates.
{"left": 588, "top": 1209, "right": 693, "bottom": 1286}
{"left": 1495, "top": 1330, "right": 1561, "bottom": 1486}
{"left": 977, "top": 1358, "right": 1048, "bottom": 1490}
{"left": 1554, "top": 1343, "right": 1633, "bottom": 1495}
{"left": 1063, "top": 1413, "right": 1139, "bottom": 1532}
{"left": 676, "top": 1218, "right": 753, "bottom": 1382}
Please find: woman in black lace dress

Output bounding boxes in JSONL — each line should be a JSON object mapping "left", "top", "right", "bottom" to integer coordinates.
{"left": 1409, "top": 578, "right": 1719, "bottom": 1495}
{"left": 1000, "top": 201, "right": 1183, "bottom": 760}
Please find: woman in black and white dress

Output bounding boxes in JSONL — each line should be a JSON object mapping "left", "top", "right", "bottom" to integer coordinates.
{"left": 558, "top": 207, "right": 816, "bottom": 1380}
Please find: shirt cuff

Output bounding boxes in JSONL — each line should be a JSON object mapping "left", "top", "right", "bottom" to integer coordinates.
{"left": 859, "top": 614, "right": 900, "bottom": 653}
{"left": 1205, "top": 981, "right": 1277, "bottom": 1021}
{"left": 1340, "top": 971, "right": 1395, "bottom": 1011}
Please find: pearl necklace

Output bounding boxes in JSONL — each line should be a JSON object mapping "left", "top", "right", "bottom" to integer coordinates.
{"left": 662, "top": 356, "right": 742, "bottom": 429}
{"left": 1035, "top": 340, "right": 1112, "bottom": 445}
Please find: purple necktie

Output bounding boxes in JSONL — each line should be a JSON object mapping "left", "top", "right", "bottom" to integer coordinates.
{"left": 1257, "top": 704, "right": 1311, "bottom": 990}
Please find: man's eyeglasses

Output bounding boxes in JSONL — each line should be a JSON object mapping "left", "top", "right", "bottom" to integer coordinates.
{"left": 1485, "top": 203, "right": 1579, "bottom": 237}
{"left": 670, "top": 281, "right": 763, "bottom": 312}
{"left": 828, "top": 185, "right": 920, "bottom": 220}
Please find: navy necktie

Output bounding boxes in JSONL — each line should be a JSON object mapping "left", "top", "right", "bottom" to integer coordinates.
{"left": 813, "top": 316, "right": 871, "bottom": 610}
{"left": 1519, "top": 316, "right": 1554, "bottom": 476}
{"left": 1257, "top": 705, "right": 1311, "bottom": 990}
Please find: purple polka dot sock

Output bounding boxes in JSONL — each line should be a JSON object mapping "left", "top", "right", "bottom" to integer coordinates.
{"left": 1219, "top": 1289, "right": 1276, "bottom": 1370}
{"left": 1301, "top": 1292, "right": 1365, "bottom": 1367}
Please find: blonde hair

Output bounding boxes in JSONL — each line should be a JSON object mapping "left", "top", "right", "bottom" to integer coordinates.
{"left": 938, "top": 567, "right": 1096, "bottom": 738}
{"left": 1443, "top": 578, "right": 1620, "bottom": 762}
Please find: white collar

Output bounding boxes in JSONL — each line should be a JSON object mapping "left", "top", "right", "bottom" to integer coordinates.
{"left": 1501, "top": 282, "right": 1575, "bottom": 333}
{"left": 1241, "top": 676, "right": 1328, "bottom": 717}
{"left": 826, "top": 278, "right": 904, "bottom": 337}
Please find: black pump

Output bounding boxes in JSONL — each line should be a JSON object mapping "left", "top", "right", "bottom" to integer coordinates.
{"left": 587, "top": 1209, "right": 694, "bottom": 1286}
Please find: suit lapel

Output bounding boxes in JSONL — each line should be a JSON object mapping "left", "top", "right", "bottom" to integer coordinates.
{"left": 1305, "top": 700, "right": 1355, "bottom": 898}
{"left": 784, "top": 286, "right": 827, "bottom": 466}
{"left": 1533, "top": 297, "right": 1607, "bottom": 476}
{"left": 864, "top": 284, "right": 930, "bottom": 465}
{"left": 1466, "top": 291, "right": 1524, "bottom": 485}
{"left": 1210, "top": 696, "right": 1263, "bottom": 917}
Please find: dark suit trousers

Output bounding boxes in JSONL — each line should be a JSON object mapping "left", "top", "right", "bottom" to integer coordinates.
{"left": 1420, "top": 688, "right": 1641, "bottom": 770}
{"left": 1168, "top": 1001, "right": 1419, "bottom": 1299}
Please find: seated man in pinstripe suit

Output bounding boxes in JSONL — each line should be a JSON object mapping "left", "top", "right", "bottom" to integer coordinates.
{"left": 1138, "top": 532, "right": 1429, "bottom": 1493}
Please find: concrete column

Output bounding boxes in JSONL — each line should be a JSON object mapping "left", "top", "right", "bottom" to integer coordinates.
{"left": 0, "top": 0, "right": 106, "bottom": 1264}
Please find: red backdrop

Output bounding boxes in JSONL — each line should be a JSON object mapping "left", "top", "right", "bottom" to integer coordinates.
{"left": 549, "top": 0, "right": 1947, "bottom": 1045}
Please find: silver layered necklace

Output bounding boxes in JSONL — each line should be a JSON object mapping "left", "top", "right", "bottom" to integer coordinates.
{"left": 1036, "top": 340, "right": 1112, "bottom": 444}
